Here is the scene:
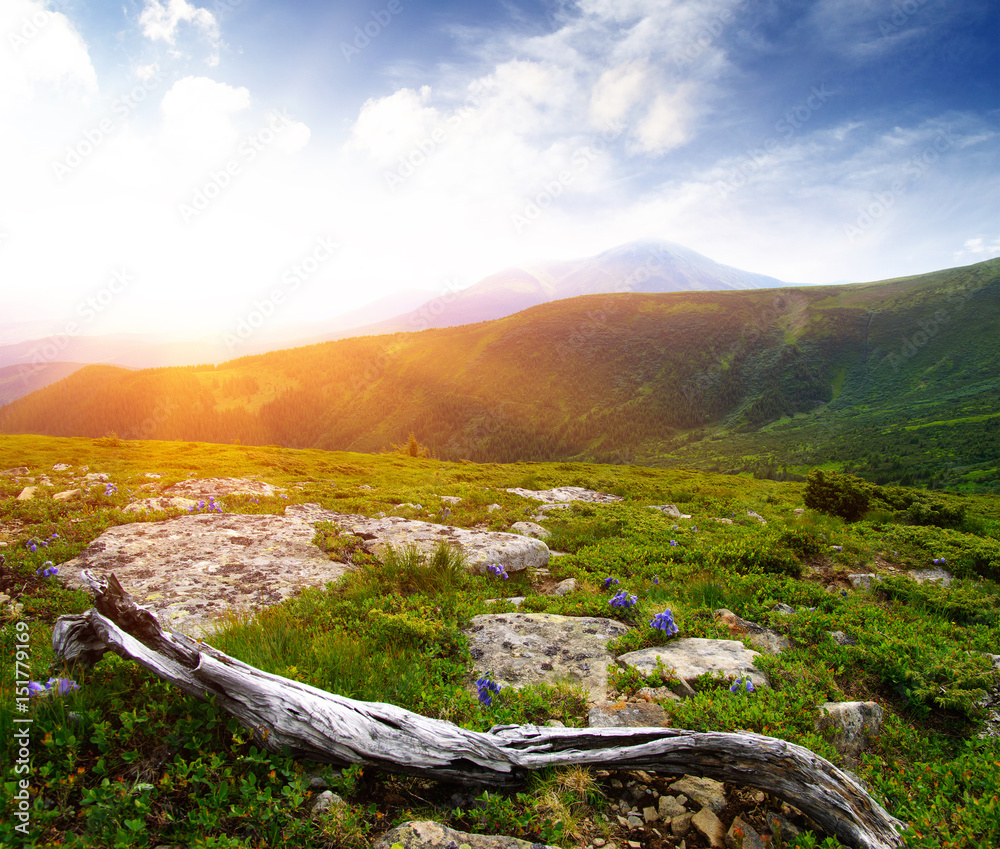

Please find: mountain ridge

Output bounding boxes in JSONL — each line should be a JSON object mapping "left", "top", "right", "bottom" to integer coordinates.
{"left": 350, "top": 240, "right": 789, "bottom": 335}
{"left": 2, "top": 257, "right": 996, "bottom": 491}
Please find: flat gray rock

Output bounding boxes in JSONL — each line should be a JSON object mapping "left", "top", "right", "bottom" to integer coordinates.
{"left": 588, "top": 699, "right": 667, "bottom": 728}
{"left": 373, "top": 820, "right": 558, "bottom": 849}
{"left": 849, "top": 573, "right": 881, "bottom": 590}
{"left": 123, "top": 496, "right": 198, "bottom": 514}
{"left": 505, "top": 486, "right": 622, "bottom": 504}
{"left": 58, "top": 513, "right": 348, "bottom": 636}
{"left": 648, "top": 504, "right": 692, "bottom": 519}
{"left": 464, "top": 612, "right": 629, "bottom": 698}
{"left": 286, "top": 504, "right": 548, "bottom": 574}
{"left": 509, "top": 521, "right": 551, "bottom": 539}
{"left": 909, "top": 567, "right": 953, "bottom": 586}
{"left": 618, "top": 638, "right": 769, "bottom": 693}
{"left": 163, "top": 477, "right": 285, "bottom": 498}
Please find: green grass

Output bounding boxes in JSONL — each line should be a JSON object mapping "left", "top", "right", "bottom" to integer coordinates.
{"left": 2, "top": 434, "right": 999, "bottom": 847}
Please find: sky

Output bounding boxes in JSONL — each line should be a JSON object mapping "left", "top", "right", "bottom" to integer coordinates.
{"left": 1, "top": 0, "right": 998, "bottom": 345}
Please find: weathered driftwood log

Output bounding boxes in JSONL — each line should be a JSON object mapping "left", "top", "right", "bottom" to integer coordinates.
{"left": 52, "top": 571, "right": 907, "bottom": 849}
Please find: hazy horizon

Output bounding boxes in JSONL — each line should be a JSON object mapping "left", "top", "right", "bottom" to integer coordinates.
{"left": 2, "top": 0, "right": 997, "bottom": 343}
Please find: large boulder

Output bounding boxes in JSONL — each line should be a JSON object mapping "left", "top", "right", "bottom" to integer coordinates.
{"left": 618, "top": 638, "right": 769, "bottom": 696}
{"left": 58, "top": 513, "right": 348, "bottom": 635}
{"left": 123, "top": 497, "right": 198, "bottom": 514}
{"left": 588, "top": 700, "right": 668, "bottom": 728}
{"left": 286, "top": 504, "right": 549, "bottom": 574}
{"left": 163, "top": 477, "right": 285, "bottom": 499}
{"left": 373, "top": 821, "right": 558, "bottom": 849}
{"left": 464, "top": 612, "right": 629, "bottom": 699}
{"left": 505, "top": 486, "right": 622, "bottom": 504}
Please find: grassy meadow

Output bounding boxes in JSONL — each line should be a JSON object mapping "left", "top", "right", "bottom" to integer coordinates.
{"left": 1, "top": 433, "right": 999, "bottom": 848}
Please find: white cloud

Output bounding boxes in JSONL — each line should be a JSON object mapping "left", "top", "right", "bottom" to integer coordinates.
{"left": 139, "top": 0, "right": 220, "bottom": 65}
{"left": 159, "top": 76, "right": 251, "bottom": 156}
{"left": 954, "top": 235, "right": 1000, "bottom": 260}
{"left": 139, "top": 0, "right": 219, "bottom": 46}
{"left": 633, "top": 84, "right": 697, "bottom": 154}
{"left": 0, "top": 0, "right": 97, "bottom": 106}
{"left": 351, "top": 86, "right": 439, "bottom": 164}
{"left": 589, "top": 62, "right": 647, "bottom": 126}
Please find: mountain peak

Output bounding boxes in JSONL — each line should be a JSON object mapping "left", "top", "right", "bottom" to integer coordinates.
{"left": 357, "top": 240, "right": 788, "bottom": 335}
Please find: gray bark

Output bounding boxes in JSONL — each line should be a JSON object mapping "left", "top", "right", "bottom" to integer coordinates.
{"left": 52, "top": 571, "right": 907, "bottom": 849}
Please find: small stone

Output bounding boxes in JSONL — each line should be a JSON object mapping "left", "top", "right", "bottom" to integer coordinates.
{"left": 746, "top": 510, "right": 767, "bottom": 525}
{"left": 727, "top": 816, "right": 766, "bottom": 849}
{"left": 52, "top": 464, "right": 72, "bottom": 471}
{"left": 510, "top": 521, "right": 551, "bottom": 539}
{"left": 16, "top": 487, "right": 38, "bottom": 501}
{"left": 669, "top": 776, "right": 726, "bottom": 814}
{"left": 815, "top": 701, "right": 884, "bottom": 762}
{"left": 829, "top": 630, "right": 858, "bottom": 646}
{"left": 638, "top": 686, "right": 680, "bottom": 702}
{"left": 658, "top": 794, "right": 687, "bottom": 818}
{"left": 671, "top": 812, "right": 693, "bottom": 837}
{"left": 692, "top": 807, "right": 726, "bottom": 848}
{"left": 848, "top": 573, "right": 880, "bottom": 590}
{"left": 771, "top": 603, "right": 796, "bottom": 616}
{"left": 647, "top": 504, "right": 692, "bottom": 519}
{"left": 53, "top": 489, "right": 81, "bottom": 502}
{"left": 553, "top": 578, "right": 578, "bottom": 596}
{"left": 487, "top": 503, "right": 502, "bottom": 512}
{"left": 766, "top": 811, "right": 801, "bottom": 841}
{"left": 309, "top": 790, "right": 344, "bottom": 816}
{"left": 627, "top": 814, "right": 644, "bottom": 829}
{"left": 593, "top": 840, "right": 606, "bottom": 848}
{"left": 643, "top": 806, "right": 659, "bottom": 823}
{"left": 628, "top": 842, "right": 642, "bottom": 849}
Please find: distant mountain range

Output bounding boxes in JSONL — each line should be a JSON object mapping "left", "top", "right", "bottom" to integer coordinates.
{"left": 343, "top": 241, "right": 787, "bottom": 335}
{"left": 0, "top": 361, "right": 88, "bottom": 407}
{"left": 0, "top": 241, "right": 787, "bottom": 395}
{"left": 3, "top": 256, "right": 997, "bottom": 492}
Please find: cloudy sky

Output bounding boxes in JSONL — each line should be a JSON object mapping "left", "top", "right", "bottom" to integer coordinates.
{"left": 1, "top": 0, "right": 998, "bottom": 343}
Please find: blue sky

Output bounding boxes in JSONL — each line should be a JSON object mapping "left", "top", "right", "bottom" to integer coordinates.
{"left": 1, "top": 0, "right": 997, "bottom": 344}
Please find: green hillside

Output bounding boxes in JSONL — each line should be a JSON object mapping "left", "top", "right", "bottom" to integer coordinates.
{"left": 1, "top": 258, "right": 997, "bottom": 492}
{"left": 1, "top": 435, "right": 999, "bottom": 847}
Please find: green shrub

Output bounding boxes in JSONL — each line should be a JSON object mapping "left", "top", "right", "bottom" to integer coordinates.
{"left": 804, "top": 469, "right": 877, "bottom": 522}
{"left": 708, "top": 529, "right": 803, "bottom": 576}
